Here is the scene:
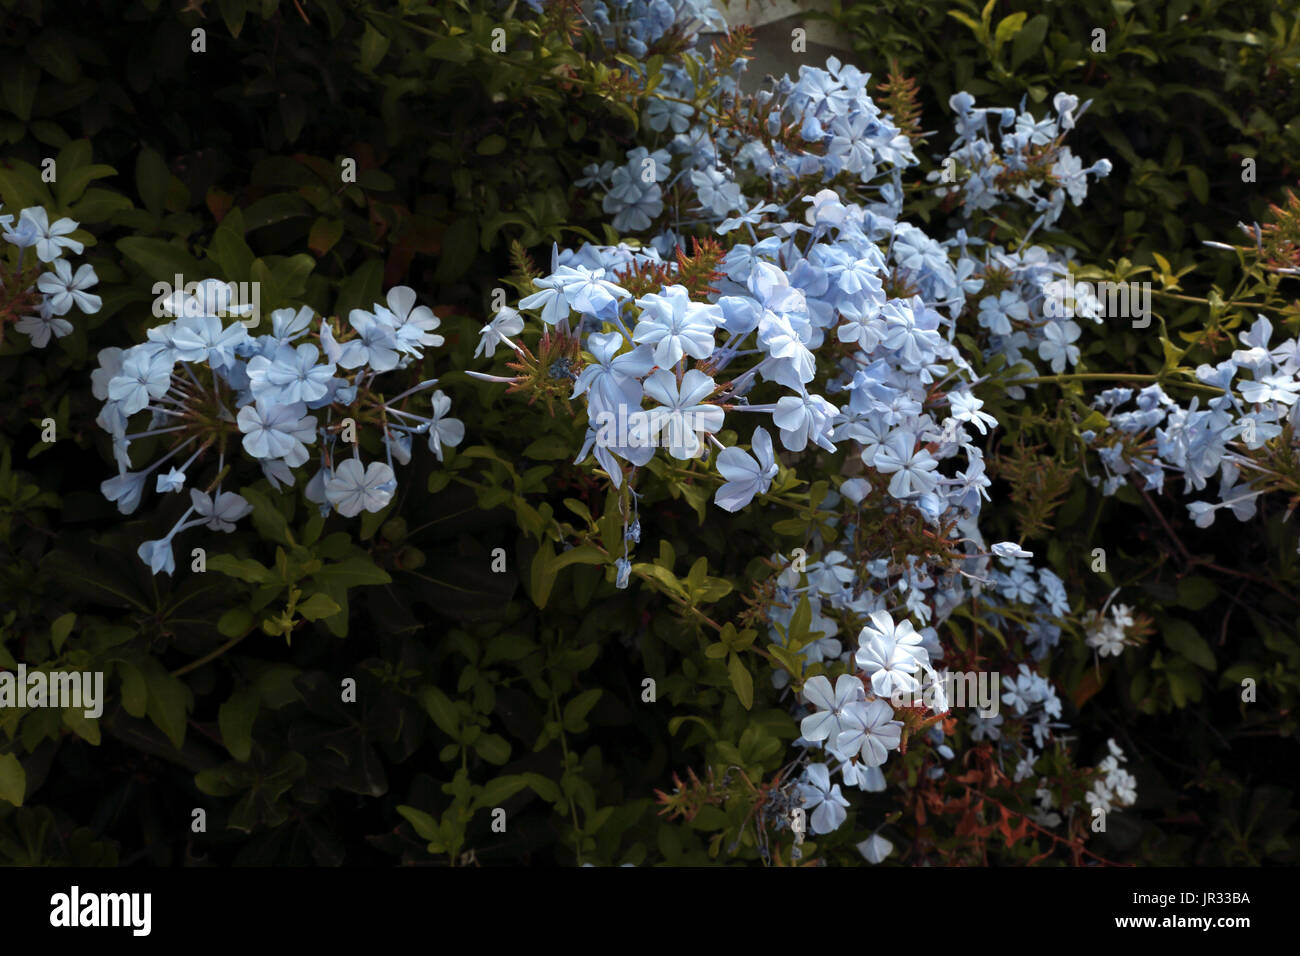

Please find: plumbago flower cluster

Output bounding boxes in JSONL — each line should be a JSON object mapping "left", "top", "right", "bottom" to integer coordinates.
{"left": 475, "top": 1, "right": 1140, "bottom": 860}
{"left": 1085, "top": 312, "right": 1300, "bottom": 547}
{"left": 0, "top": 205, "right": 102, "bottom": 347}
{"left": 93, "top": 282, "right": 462, "bottom": 574}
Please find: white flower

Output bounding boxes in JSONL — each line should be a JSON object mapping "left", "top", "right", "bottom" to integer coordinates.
{"left": 632, "top": 285, "right": 720, "bottom": 367}
{"left": 855, "top": 609, "right": 929, "bottom": 698}
{"left": 236, "top": 400, "right": 316, "bottom": 465}
{"left": 324, "top": 459, "right": 397, "bottom": 517}
{"left": 772, "top": 392, "right": 838, "bottom": 452}
{"left": 872, "top": 429, "right": 938, "bottom": 498}
{"left": 377, "top": 285, "right": 443, "bottom": 354}
{"left": 156, "top": 468, "right": 187, "bottom": 494}
{"left": 1037, "top": 319, "right": 1081, "bottom": 373}
{"left": 834, "top": 698, "right": 903, "bottom": 767}
{"left": 17, "top": 206, "right": 83, "bottom": 262}
{"left": 798, "top": 673, "right": 867, "bottom": 743}
{"left": 14, "top": 300, "right": 72, "bottom": 348}
{"left": 991, "top": 541, "right": 1034, "bottom": 559}
{"left": 36, "top": 259, "right": 101, "bottom": 315}
{"left": 856, "top": 833, "right": 893, "bottom": 864}
{"left": 190, "top": 489, "right": 254, "bottom": 531}
{"left": 474, "top": 307, "right": 525, "bottom": 358}
{"left": 426, "top": 390, "right": 465, "bottom": 461}
{"left": 714, "top": 426, "right": 777, "bottom": 512}
{"left": 642, "top": 368, "right": 723, "bottom": 460}
{"left": 796, "top": 763, "right": 850, "bottom": 834}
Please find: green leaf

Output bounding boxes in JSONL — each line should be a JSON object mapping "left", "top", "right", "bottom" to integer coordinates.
{"left": 0, "top": 754, "right": 25, "bottom": 807}
{"left": 313, "top": 554, "right": 391, "bottom": 589}
{"left": 947, "top": 10, "right": 982, "bottom": 38}
{"left": 297, "top": 592, "right": 341, "bottom": 621}
{"left": 474, "top": 733, "right": 511, "bottom": 765}
{"left": 482, "top": 633, "right": 536, "bottom": 664}
{"left": 476, "top": 775, "right": 530, "bottom": 809}
{"left": 668, "top": 715, "right": 717, "bottom": 740}
{"left": 219, "top": 0, "right": 248, "bottom": 36}
{"left": 217, "top": 607, "right": 254, "bottom": 638}
{"left": 307, "top": 217, "right": 344, "bottom": 258}
{"left": 69, "top": 188, "right": 132, "bottom": 224}
{"left": 242, "top": 192, "right": 310, "bottom": 231}
{"left": 1176, "top": 576, "right": 1218, "bottom": 611}
{"left": 144, "top": 665, "right": 192, "bottom": 749}
{"left": 1159, "top": 336, "right": 1186, "bottom": 370}
{"left": 269, "top": 253, "right": 315, "bottom": 302}
{"left": 118, "top": 661, "right": 148, "bottom": 719}
{"left": 422, "top": 686, "right": 460, "bottom": 738}
{"left": 396, "top": 805, "right": 440, "bottom": 841}
{"left": 787, "top": 594, "right": 813, "bottom": 648}
{"left": 728, "top": 653, "right": 754, "bottom": 710}
{"left": 336, "top": 259, "right": 385, "bottom": 320}
{"left": 522, "top": 435, "right": 573, "bottom": 460}
{"left": 116, "top": 237, "right": 204, "bottom": 282}
{"left": 239, "top": 486, "right": 291, "bottom": 546}
{"left": 55, "top": 163, "right": 114, "bottom": 208}
{"left": 50, "top": 612, "right": 75, "bottom": 653}
{"left": 434, "top": 217, "right": 478, "bottom": 282}
{"left": 62, "top": 707, "right": 100, "bottom": 746}
{"left": 208, "top": 221, "right": 256, "bottom": 281}
{"left": 993, "top": 12, "right": 1028, "bottom": 56}
{"left": 359, "top": 23, "right": 391, "bottom": 72}
{"left": 208, "top": 554, "right": 274, "bottom": 584}
{"left": 520, "top": 772, "right": 561, "bottom": 803}
{"left": 530, "top": 542, "right": 606, "bottom": 609}
{"left": 2, "top": 63, "right": 39, "bottom": 122}
{"left": 1163, "top": 619, "right": 1216, "bottom": 670}
{"left": 562, "top": 689, "right": 601, "bottom": 733}
{"left": 1011, "top": 14, "right": 1049, "bottom": 68}
{"left": 425, "top": 36, "right": 476, "bottom": 63}
{"left": 218, "top": 686, "right": 259, "bottom": 761}
{"left": 136, "top": 147, "right": 169, "bottom": 216}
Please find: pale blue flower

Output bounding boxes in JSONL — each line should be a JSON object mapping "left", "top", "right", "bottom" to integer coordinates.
{"left": 247, "top": 343, "right": 335, "bottom": 404}
{"left": 796, "top": 763, "right": 850, "bottom": 835}
{"left": 17, "top": 206, "right": 83, "bottom": 262}
{"left": 325, "top": 459, "right": 397, "bottom": 517}
{"left": 714, "top": 426, "right": 778, "bottom": 511}
{"left": 854, "top": 610, "right": 928, "bottom": 698}
{"left": 834, "top": 698, "right": 903, "bottom": 767}
{"left": 345, "top": 308, "right": 401, "bottom": 371}
{"left": 375, "top": 286, "right": 443, "bottom": 355}
{"left": 571, "top": 333, "right": 654, "bottom": 415}
{"left": 190, "top": 489, "right": 253, "bottom": 531}
{"left": 642, "top": 368, "right": 724, "bottom": 459}
{"left": 236, "top": 400, "right": 316, "bottom": 465}
{"left": 156, "top": 467, "right": 187, "bottom": 494}
{"left": 427, "top": 390, "right": 464, "bottom": 460}
{"left": 475, "top": 307, "right": 525, "bottom": 358}
{"left": 170, "top": 313, "right": 250, "bottom": 371}
{"left": 14, "top": 299, "right": 72, "bottom": 347}
{"left": 632, "top": 286, "right": 719, "bottom": 367}
{"left": 36, "top": 259, "right": 101, "bottom": 315}
{"left": 108, "top": 346, "right": 174, "bottom": 415}
{"left": 799, "top": 673, "right": 867, "bottom": 743}
{"left": 872, "top": 429, "right": 938, "bottom": 498}
{"left": 137, "top": 537, "right": 177, "bottom": 576}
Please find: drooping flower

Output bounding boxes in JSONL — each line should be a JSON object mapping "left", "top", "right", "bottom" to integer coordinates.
{"left": 714, "top": 426, "right": 778, "bottom": 511}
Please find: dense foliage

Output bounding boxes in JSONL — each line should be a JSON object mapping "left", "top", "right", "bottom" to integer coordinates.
{"left": 0, "top": 0, "right": 1296, "bottom": 866}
